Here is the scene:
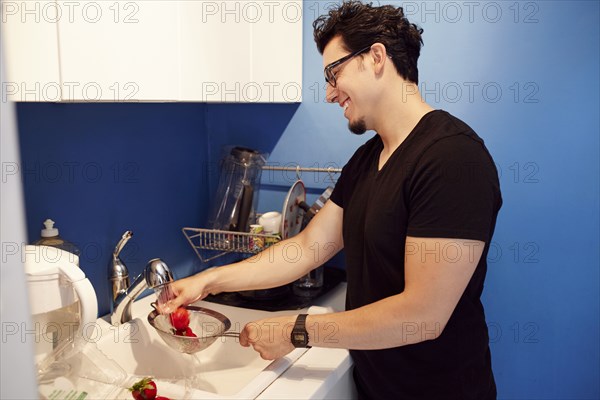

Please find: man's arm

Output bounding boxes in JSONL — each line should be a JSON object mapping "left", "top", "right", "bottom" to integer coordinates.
{"left": 241, "top": 236, "right": 484, "bottom": 359}
{"left": 307, "top": 236, "right": 484, "bottom": 349}
{"left": 165, "top": 201, "right": 344, "bottom": 310}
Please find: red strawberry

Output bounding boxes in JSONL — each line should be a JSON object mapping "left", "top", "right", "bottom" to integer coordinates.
{"left": 131, "top": 392, "right": 143, "bottom": 400}
{"left": 174, "top": 327, "right": 197, "bottom": 337}
{"left": 169, "top": 307, "right": 190, "bottom": 331}
{"left": 155, "top": 397, "right": 171, "bottom": 400}
{"left": 184, "top": 327, "right": 197, "bottom": 337}
{"left": 128, "top": 377, "right": 157, "bottom": 400}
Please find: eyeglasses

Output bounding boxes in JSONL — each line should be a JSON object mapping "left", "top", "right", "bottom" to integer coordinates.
{"left": 324, "top": 46, "right": 372, "bottom": 88}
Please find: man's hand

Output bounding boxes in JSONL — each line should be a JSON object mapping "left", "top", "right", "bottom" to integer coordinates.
{"left": 159, "top": 271, "right": 216, "bottom": 313}
{"left": 239, "top": 315, "right": 297, "bottom": 360}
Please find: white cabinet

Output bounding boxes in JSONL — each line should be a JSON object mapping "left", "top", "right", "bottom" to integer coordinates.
{"left": 250, "top": 1, "right": 303, "bottom": 103}
{"left": 2, "top": 0, "right": 61, "bottom": 102}
{"left": 179, "top": 0, "right": 302, "bottom": 102}
{"left": 1, "top": 0, "right": 302, "bottom": 102}
{"left": 57, "top": 1, "right": 180, "bottom": 101}
{"left": 178, "top": 1, "right": 253, "bottom": 102}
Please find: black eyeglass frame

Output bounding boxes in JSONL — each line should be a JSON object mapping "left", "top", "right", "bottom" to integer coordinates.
{"left": 324, "top": 46, "right": 372, "bottom": 87}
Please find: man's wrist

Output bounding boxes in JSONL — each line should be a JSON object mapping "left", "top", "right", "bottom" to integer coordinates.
{"left": 201, "top": 267, "right": 222, "bottom": 294}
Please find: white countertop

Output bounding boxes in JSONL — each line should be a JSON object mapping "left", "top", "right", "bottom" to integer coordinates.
{"left": 257, "top": 282, "right": 356, "bottom": 399}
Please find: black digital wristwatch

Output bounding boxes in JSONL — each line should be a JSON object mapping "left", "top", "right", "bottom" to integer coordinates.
{"left": 291, "top": 314, "right": 311, "bottom": 348}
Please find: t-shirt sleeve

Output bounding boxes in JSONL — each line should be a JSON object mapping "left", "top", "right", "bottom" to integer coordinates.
{"left": 330, "top": 137, "right": 378, "bottom": 209}
{"left": 330, "top": 162, "right": 349, "bottom": 208}
{"left": 406, "top": 134, "right": 501, "bottom": 242}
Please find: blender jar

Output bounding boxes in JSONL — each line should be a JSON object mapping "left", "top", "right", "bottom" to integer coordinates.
{"left": 209, "top": 146, "right": 267, "bottom": 232}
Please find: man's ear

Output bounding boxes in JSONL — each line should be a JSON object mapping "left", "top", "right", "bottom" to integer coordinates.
{"left": 370, "top": 43, "right": 389, "bottom": 74}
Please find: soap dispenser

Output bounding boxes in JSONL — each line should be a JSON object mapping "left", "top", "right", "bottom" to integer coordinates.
{"left": 32, "top": 219, "right": 81, "bottom": 265}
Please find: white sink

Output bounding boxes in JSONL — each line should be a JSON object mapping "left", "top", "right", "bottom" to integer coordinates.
{"left": 91, "top": 295, "right": 309, "bottom": 399}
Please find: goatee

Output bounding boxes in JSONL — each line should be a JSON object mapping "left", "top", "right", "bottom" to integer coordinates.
{"left": 349, "top": 118, "right": 367, "bottom": 135}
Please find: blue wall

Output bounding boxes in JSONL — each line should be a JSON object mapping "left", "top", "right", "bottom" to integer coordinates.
{"left": 17, "top": 103, "right": 210, "bottom": 308}
{"left": 15, "top": 1, "right": 599, "bottom": 398}
{"left": 16, "top": 102, "right": 300, "bottom": 313}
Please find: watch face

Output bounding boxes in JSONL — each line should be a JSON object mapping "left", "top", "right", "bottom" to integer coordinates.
{"left": 292, "top": 331, "right": 308, "bottom": 347}
{"left": 293, "top": 332, "right": 305, "bottom": 341}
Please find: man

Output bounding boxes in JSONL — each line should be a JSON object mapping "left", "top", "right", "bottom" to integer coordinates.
{"left": 165, "top": 1, "right": 501, "bottom": 398}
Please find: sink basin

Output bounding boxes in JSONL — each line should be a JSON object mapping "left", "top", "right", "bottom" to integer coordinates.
{"left": 91, "top": 295, "right": 309, "bottom": 399}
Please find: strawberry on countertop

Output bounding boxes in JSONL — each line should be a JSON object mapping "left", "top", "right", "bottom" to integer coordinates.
{"left": 128, "top": 377, "right": 157, "bottom": 400}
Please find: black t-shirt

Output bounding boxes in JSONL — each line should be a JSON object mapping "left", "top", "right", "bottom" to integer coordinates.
{"left": 331, "top": 110, "right": 502, "bottom": 399}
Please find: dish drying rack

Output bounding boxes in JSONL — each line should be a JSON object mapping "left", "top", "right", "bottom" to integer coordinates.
{"left": 182, "top": 227, "right": 281, "bottom": 262}
{"left": 183, "top": 165, "right": 341, "bottom": 263}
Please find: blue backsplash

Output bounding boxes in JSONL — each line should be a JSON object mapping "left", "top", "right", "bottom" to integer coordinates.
{"left": 16, "top": 102, "right": 300, "bottom": 316}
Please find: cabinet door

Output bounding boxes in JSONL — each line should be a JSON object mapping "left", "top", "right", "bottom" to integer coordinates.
{"left": 2, "top": 0, "right": 61, "bottom": 102}
{"left": 250, "top": 1, "right": 303, "bottom": 103}
{"left": 178, "top": 0, "right": 252, "bottom": 102}
{"left": 57, "top": 1, "right": 179, "bottom": 101}
{"left": 178, "top": 0, "right": 302, "bottom": 103}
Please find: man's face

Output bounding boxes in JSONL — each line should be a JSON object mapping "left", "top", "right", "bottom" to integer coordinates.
{"left": 323, "top": 36, "right": 373, "bottom": 135}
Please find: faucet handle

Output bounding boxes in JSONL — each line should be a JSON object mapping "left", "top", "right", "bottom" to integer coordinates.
{"left": 113, "top": 231, "right": 133, "bottom": 258}
{"left": 109, "top": 231, "right": 133, "bottom": 307}
{"left": 145, "top": 258, "right": 174, "bottom": 289}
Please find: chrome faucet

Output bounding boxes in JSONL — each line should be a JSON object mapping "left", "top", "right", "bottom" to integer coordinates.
{"left": 109, "top": 231, "right": 174, "bottom": 325}
{"left": 110, "top": 258, "right": 174, "bottom": 325}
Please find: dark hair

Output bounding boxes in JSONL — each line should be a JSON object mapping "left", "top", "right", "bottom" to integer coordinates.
{"left": 313, "top": 0, "right": 424, "bottom": 84}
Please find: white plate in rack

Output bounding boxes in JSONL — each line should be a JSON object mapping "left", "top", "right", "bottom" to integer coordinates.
{"left": 281, "top": 180, "right": 306, "bottom": 240}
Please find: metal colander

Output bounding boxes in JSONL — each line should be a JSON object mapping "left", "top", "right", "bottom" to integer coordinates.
{"left": 148, "top": 304, "right": 240, "bottom": 354}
